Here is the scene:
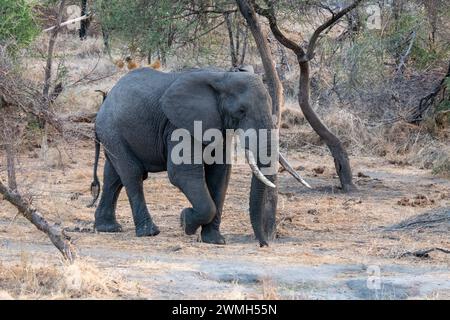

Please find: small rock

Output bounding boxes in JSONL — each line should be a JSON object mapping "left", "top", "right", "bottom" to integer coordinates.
{"left": 70, "top": 192, "right": 82, "bottom": 201}
{"left": 307, "top": 209, "right": 319, "bottom": 215}
{"left": 313, "top": 166, "right": 325, "bottom": 174}
{"left": 357, "top": 172, "right": 370, "bottom": 178}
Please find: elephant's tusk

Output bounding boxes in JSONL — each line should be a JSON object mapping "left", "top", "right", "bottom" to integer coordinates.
{"left": 279, "top": 153, "right": 312, "bottom": 189}
{"left": 245, "top": 150, "right": 276, "bottom": 188}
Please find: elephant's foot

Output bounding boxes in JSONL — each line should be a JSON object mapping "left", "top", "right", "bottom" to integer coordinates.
{"left": 135, "top": 219, "right": 160, "bottom": 237}
{"left": 200, "top": 227, "right": 226, "bottom": 245}
{"left": 180, "top": 208, "right": 201, "bottom": 235}
{"left": 95, "top": 221, "right": 123, "bottom": 233}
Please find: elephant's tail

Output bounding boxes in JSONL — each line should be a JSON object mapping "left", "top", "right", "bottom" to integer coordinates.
{"left": 87, "top": 90, "right": 107, "bottom": 208}
{"left": 87, "top": 133, "right": 101, "bottom": 208}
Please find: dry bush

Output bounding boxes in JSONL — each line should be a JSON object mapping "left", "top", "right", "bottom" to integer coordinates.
{"left": 281, "top": 97, "right": 450, "bottom": 177}
{"left": 0, "top": 256, "right": 142, "bottom": 299}
{"left": 261, "top": 278, "right": 279, "bottom": 300}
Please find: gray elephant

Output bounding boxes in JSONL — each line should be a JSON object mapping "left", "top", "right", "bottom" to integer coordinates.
{"left": 89, "top": 68, "right": 309, "bottom": 246}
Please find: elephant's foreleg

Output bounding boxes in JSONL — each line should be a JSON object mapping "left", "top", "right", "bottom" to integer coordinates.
{"left": 94, "top": 158, "right": 123, "bottom": 232}
{"left": 167, "top": 161, "right": 217, "bottom": 236}
{"left": 202, "top": 163, "right": 231, "bottom": 244}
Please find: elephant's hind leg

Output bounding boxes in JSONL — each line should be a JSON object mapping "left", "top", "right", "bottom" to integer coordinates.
{"left": 122, "top": 174, "right": 160, "bottom": 237}
{"left": 94, "top": 158, "right": 123, "bottom": 233}
{"left": 201, "top": 163, "right": 231, "bottom": 244}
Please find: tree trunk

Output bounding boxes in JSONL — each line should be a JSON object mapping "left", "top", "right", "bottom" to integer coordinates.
{"left": 298, "top": 61, "right": 356, "bottom": 191}
{"left": 236, "top": 0, "right": 283, "bottom": 123}
{"left": 253, "top": 0, "right": 359, "bottom": 192}
{"left": 239, "top": 26, "right": 249, "bottom": 65}
{"left": 225, "top": 13, "right": 238, "bottom": 67}
{"left": 5, "top": 141, "right": 17, "bottom": 191}
{"left": 79, "top": 0, "right": 88, "bottom": 40}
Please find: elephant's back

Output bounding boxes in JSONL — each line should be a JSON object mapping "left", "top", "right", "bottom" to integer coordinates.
{"left": 96, "top": 69, "right": 173, "bottom": 126}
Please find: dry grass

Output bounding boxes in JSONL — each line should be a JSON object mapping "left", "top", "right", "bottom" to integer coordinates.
{"left": 280, "top": 99, "right": 450, "bottom": 177}
{"left": 0, "top": 255, "right": 144, "bottom": 299}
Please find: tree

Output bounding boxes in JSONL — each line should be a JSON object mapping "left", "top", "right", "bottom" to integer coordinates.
{"left": 224, "top": 11, "right": 249, "bottom": 67}
{"left": 79, "top": 0, "right": 89, "bottom": 40}
{"left": 254, "top": 0, "right": 361, "bottom": 192}
{"left": 94, "top": 0, "right": 189, "bottom": 63}
{"left": 0, "top": 0, "right": 39, "bottom": 52}
{"left": 0, "top": 42, "right": 76, "bottom": 262}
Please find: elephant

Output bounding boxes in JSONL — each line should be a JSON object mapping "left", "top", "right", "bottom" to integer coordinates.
{"left": 89, "top": 67, "right": 310, "bottom": 246}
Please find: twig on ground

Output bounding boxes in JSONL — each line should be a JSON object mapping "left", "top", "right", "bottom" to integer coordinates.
{"left": 400, "top": 247, "right": 450, "bottom": 259}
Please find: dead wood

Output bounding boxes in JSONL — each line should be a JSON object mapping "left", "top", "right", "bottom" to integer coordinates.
{"left": 0, "top": 181, "right": 76, "bottom": 262}
{"left": 400, "top": 247, "right": 450, "bottom": 259}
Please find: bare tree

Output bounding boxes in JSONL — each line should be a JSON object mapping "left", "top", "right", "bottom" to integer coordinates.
{"left": 224, "top": 12, "right": 249, "bottom": 67}
{"left": 1, "top": 44, "right": 76, "bottom": 262}
{"left": 41, "top": 0, "right": 66, "bottom": 160}
{"left": 255, "top": 0, "right": 361, "bottom": 192}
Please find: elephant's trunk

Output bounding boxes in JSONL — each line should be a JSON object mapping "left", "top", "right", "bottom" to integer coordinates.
{"left": 246, "top": 131, "right": 276, "bottom": 247}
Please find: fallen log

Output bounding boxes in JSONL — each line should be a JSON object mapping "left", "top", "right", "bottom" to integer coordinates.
{"left": 0, "top": 180, "right": 76, "bottom": 262}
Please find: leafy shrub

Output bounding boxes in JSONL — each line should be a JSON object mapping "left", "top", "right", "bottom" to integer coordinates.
{"left": 0, "top": 0, "right": 39, "bottom": 52}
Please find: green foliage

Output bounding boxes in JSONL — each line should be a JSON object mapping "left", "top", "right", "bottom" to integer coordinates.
{"left": 0, "top": 0, "right": 39, "bottom": 51}
{"left": 94, "top": 0, "right": 193, "bottom": 58}
{"left": 385, "top": 8, "right": 449, "bottom": 70}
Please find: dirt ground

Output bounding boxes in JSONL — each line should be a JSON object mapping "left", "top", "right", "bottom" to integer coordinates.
{"left": 0, "top": 139, "right": 449, "bottom": 299}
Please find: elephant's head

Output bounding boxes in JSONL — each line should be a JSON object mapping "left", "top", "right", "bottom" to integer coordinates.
{"left": 160, "top": 71, "right": 279, "bottom": 246}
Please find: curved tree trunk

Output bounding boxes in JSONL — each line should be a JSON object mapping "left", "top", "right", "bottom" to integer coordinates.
{"left": 298, "top": 61, "right": 355, "bottom": 192}
{"left": 253, "top": 0, "right": 359, "bottom": 192}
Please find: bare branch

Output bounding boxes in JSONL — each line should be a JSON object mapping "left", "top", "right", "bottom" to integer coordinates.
{"left": 43, "top": 14, "right": 91, "bottom": 32}
{"left": 254, "top": 0, "right": 306, "bottom": 57}
{"left": 0, "top": 180, "right": 76, "bottom": 261}
{"left": 306, "top": 0, "right": 363, "bottom": 59}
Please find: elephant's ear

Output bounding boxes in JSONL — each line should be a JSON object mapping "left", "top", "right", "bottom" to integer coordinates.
{"left": 160, "top": 72, "right": 224, "bottom": 137}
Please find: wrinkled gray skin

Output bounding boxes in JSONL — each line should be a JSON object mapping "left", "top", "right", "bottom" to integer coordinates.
{"left": 93, "top": 68, "right": 276, "bottom": 246}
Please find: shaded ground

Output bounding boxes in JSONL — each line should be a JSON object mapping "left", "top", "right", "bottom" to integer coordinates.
{"left": 0, "top": 143, "right": 449, "bottom": 299}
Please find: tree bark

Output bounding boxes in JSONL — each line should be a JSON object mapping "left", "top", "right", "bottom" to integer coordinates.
{"left": 0, "top": 181, "right": 76, "bottom": 261}
{"left": 298, "top": 61, "right": 355, "bottom": 191}
{"left": 225, "top": 13, "right": 238, "bottom": 67}
{"left": 236, "top": 0, "right": 283, "bottom": 123}
{"left": 79, "top": 0, "right": 88, "bottom": 40}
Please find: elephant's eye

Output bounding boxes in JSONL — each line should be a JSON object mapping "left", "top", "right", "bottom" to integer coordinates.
{"left": 237, "top": 106, "right": 246, "bottom": 118}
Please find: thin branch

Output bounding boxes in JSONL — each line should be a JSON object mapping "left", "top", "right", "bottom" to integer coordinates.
{"left": 306, "top": 0, "right": 363, "bottom": 59}
{"left": 43, "top": 14, "right": 91, "bottom": 32}
{"left": 396, "top": 30, "right": 417, "bottom": 75}
{"left": 254, "top": 0, "right": 306, "bottom": 57}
